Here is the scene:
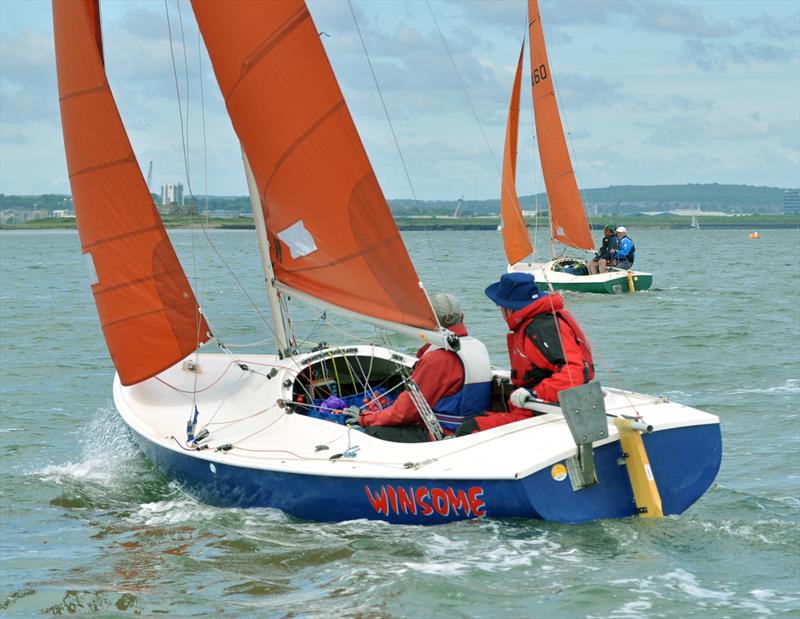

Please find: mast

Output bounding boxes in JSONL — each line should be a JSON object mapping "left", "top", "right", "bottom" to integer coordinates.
{"left": 242, "top": 149, "right": 291, "bottom": 356}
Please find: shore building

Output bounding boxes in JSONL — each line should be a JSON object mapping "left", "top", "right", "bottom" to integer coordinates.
{"left": 783, "top": 189, "right": 800, "bottom": 215}
{"left": 160, "top": 183, "right": 184, "bottom": 207}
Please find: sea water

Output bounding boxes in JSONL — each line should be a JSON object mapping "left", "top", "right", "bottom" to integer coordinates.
{"left": 1, "top": 227, "right": 798, "bottom": 617}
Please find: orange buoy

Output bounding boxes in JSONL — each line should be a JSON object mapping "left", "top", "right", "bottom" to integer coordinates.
{"left": 749, "top": 232, "right": 761, "bottom": 239}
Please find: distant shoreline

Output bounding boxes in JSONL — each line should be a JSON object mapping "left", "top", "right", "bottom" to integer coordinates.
{"left": 2, "top": 215, "right": 798, "bottom": 231}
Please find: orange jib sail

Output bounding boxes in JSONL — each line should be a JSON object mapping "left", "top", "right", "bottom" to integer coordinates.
{"left": 192, "top": 0, "right": 438, "bottom": 331}
{"left": 500, "top": 41, "right": 533, "bottom": 265}
{"left": 53, "top": 0, "right": 210, "bottom": 386}
{"left": 528, "top": 0, "right": 594, "bottom": 251}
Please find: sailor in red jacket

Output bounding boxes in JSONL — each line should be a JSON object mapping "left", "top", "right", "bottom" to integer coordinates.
{"left": 486, "top": 272, "right": 595, "bottom": 412}
{"left": 456, "top": 273, "right": 595, "bottom": 436}
{"left": 348, "top": 293, "right": 492, "bottom": 443}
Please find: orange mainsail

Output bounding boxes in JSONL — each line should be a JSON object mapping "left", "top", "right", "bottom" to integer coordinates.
{"left": 528, "top": 0, "right": 594, "bottom": 251}
{"left": 53, "top": 0, "right": 210, "bottom": 386}
{"left": 500, "top": 41, "right": 533, "bottom": 265}
{"left": 192, "top": 0, "right": 438, "bottom": 332}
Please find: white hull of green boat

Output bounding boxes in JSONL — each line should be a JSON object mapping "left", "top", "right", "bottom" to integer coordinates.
{"left": 508, "top": 260, "right": 653, "bottom": 294}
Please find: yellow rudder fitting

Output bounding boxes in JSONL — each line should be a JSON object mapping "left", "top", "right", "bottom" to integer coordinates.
{"left": 626, "top": 270, "right": 635, "bottom": 292}
{"left": 614, "top": 417, "right": 663, "bottom": 518}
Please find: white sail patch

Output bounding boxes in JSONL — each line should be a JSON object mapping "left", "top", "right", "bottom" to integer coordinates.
{"left": 83, "top": 251, "right": 99, "bottom": 286}
{"left": 277, "top": 220, "right": 317, "bottom": 259}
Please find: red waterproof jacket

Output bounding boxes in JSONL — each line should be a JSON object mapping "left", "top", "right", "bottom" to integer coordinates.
{"left": 505, "top": 293, "right": 594, "bottom": 404}
{"left": 359, "top": 323, "right": 467, "bottom": 427}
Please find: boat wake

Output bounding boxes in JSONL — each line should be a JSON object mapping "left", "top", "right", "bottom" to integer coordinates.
{"left": 37, "top": 408, "right": 138, "bottom": 484}
{"left": 400, "top": 526, "right": 568, "bottom": 576}
{"left": 127, "top": 493, "right": 288, "bottom": 528}
{"left": 696, "top": 517, "right": 797, "bottom": 545}
{"left": 607, "top": 568, "right": 781, "bottom": 616}
{"left": 35, "top": 407, "right": 168, "bottom": 509}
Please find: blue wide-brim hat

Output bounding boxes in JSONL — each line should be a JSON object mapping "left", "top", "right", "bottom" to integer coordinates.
{"left": 485, "top": 272, "right": 546, "bottom": 310}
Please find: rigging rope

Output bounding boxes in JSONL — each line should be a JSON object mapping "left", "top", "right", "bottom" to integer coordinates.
{"left": 164, "top": 0, "right": 203, "bottom": 433}
{"left": 346, "top": 1, "right": 417, "bottom": 205}
{"left": 526, "top": 19, "right": 544, "bottom": 263}
{"left": 346, "top": 0, "right": 446, "bottom": 290}
{"left": 425, "top": 1, "right": 502, "bottom": 178}
{"left": 426, "top": 3, "right": 540, "bottom": 272}
{"left": 163, "top": 1, "right": 283, "bottom": 356}
{"left": 164, "top": 1, "right": 297, "bottom": 445}
{"left": 538, "top": 12, "right": 596, "bottom": 256}
{"left": 549, "top": 22, "right": 599, "bottom": 235}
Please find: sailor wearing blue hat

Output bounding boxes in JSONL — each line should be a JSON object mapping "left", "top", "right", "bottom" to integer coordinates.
{"left": 485, "top": 273, "right": 595, "bottom": 409}
{"left": 484, "top": 272, "right": 548, "bottom": 311}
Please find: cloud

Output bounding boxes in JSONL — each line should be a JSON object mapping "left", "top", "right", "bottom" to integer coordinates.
{"left": 0, "top": 29, "right": 54, "bottom": 82}
{"left": 98, "top": 4, "right": 232, "bottom": 164}
{"left": 752, "top": 12, "right": 800, "bottom": 40}
{"left": 642, "top": 112, "right": 799, "bottom": 150}
{"left": 308, "top": 0, "right": 374, "bottom": 39}
{"left": 369, "top": 135, "right": 503, "bottom": 199}
{"left": 632, "top": 96, "right": 715, "bottom": 114}
{"left": 103, "top": 6, "right": 205, "bottom": 95}
{"left": 316, "top": 12, "right": 514, "bottom": 129}
{"left": 2, "top": 0, "right": 797, "bottom": 197}
{"left": 119, "top": 7, "right": 173, "bottom": 42}
{"left": 680, "top": 38, "right": 797, "bottom": 71}
{"left": 0, "top": 127, "right": 28, "bottom": 144}
{"left": 570, "top": 142, "right": 723, "bottom": 187}
{"left": 455, "top": 0, "right": 637, "bottom": 29}
{"left": 0, "top": 30, "right": 58, "bottom": 124}
{"left": 446, "top": 0, "right": 526, "bottom": 30}
{"left": 453, "top": 0, "right": 639, "bottom": 49}
{"left": 633, "top": 1, "right": 738, "bottom": 38}
{"left": 623, "top": 3, "right": 799, "bottom": 72}
{"left": 552, "top": 73, "right": 621, "bottom": 109}
{"left": 539, "top": 0, "right": 636, "bottom": 27}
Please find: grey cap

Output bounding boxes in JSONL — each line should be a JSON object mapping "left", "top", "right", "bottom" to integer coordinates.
{"left": 430, "top": 293, "right": 462, "bottom": 327}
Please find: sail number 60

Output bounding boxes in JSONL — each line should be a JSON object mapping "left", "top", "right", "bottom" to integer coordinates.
{"left": 533, "top": 64, "right": 548, "bottom": 84}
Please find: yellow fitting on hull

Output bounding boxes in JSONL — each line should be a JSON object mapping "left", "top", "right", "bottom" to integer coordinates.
{"left": 626, "top": 270, "right": 635, "bottom": 292}
{"left": 615, "top": 417, "right": 663, "bottom": 518}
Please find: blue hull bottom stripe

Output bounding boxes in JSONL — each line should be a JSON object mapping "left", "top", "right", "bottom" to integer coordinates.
{"left": 130, "top": 423, "right": 721, "bottom": 524}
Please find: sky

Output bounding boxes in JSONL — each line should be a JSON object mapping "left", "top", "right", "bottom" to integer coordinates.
{"left": 0, "top": 0, "right": 798, "bottom": 201}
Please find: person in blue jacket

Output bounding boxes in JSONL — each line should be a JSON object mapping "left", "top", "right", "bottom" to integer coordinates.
{"left": 588, "top": 225, "right": 619, "bottom": 274}
{"left": 611, "top": 226, "right": 636, "bottom": 269}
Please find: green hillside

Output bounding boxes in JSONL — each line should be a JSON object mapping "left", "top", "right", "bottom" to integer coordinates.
{"left": 1, "top": 183, "right": 794, "bottom": 220}
{"left": 389, "top": 184, "right": 789, "bottom": 215}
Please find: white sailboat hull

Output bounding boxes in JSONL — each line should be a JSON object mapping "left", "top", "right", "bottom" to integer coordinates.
{"left": 509, "top": 260, "right": 653, "bottom": 294}
{"left": 114, "top": 347, "right": 719, "bottom": 524}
